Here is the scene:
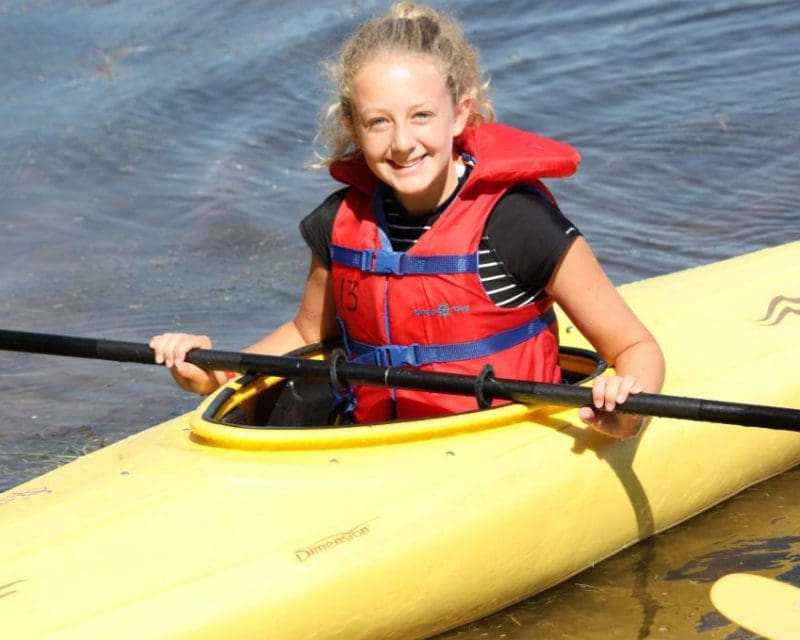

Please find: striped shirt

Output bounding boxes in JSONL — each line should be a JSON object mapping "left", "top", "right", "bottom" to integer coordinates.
{"left": 381, "top": 199, "right": 550, "bottom": 307}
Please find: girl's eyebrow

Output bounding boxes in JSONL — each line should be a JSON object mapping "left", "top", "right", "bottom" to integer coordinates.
{"left": 360, "top": 101, "right": 437, "bottom": 116}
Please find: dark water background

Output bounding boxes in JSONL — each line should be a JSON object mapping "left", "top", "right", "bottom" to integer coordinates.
{"left": 1, "top": 1, "right": 799, "bottom": 637}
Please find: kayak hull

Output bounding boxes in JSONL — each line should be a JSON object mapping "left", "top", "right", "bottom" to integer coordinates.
{"left": 1, "top": 242, "right": 799, "bottom": 639}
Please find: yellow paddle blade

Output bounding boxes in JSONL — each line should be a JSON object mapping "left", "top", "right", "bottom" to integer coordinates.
{"left": 710, "top": 573, "right": 800, "bottom": 640}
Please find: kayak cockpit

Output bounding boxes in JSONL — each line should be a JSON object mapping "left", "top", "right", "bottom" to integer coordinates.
{"left": 188, "top": 345, "right": 605, "bottom": 450}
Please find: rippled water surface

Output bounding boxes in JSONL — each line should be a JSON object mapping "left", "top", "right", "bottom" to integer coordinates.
{"left": 1, "top": 0, "right": 798, "bottom": 637}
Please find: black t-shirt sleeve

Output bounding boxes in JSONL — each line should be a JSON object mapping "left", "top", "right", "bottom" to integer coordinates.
{"left": 298, "top": 187, "right": 348, "bottom": 270}
{"left": 484, "top": 186, "right": 581, "bottom": 293}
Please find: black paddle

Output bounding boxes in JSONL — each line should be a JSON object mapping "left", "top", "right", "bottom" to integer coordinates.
{"left": 1, "top": 329, "right": 799, "bottom": 431}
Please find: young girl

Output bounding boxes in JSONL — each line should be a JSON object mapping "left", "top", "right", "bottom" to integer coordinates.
{"left": 151, "top": 2, "right": 664, "bottom": 439}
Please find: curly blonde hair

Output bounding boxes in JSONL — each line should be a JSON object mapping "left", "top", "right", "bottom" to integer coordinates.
{"left": 313, "top": 2, "right": 494, "bottom": 167}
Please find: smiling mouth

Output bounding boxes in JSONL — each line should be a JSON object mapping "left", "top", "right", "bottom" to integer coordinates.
{"left": 389, "top": 156, "right": 426, "bottom": 169}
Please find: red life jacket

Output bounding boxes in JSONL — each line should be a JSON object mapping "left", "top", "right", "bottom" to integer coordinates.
{"left": 329, "top": 123, "right": 580, "bottom": 422}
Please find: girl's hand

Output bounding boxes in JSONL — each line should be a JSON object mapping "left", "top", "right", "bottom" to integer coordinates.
{"left": 545, "top": 237, "right": 666, "bottom": 440}
{"left": 579, "top": 374, "right": 646, "bottom": 440}
{"left": 149, "top": 333, "right": 224, "bottom": 395}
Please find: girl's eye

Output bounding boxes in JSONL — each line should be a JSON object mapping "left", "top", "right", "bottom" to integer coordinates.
{"left": 413, "top": 111, "right": 433, "bottom": 121}
{"left": 365, "top": 117, "right": 389, "bottom": 130}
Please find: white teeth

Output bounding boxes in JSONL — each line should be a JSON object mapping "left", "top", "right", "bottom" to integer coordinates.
{"left": 394, "top": 158, "right": 422, "bottom": 168}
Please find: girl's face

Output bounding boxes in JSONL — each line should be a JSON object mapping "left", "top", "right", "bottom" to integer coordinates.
{"left": 349, "top": 54, "right": 472, "bottom": 214}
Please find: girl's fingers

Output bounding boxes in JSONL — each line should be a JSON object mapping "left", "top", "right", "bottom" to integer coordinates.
{"left": 592, "top": 375, "right": 644, "bottom": 413}
{"left": 591, "top": 376, "right": 607, "bottom": 410}
{"left": 614, "top": 374, "right": 643, "bottom": 405}
{"left": 603, "top": 376, "right": 623, "bottom": 411}
{"left": 150, "top": 333, "right": 221, "bottom": 395}
{"left": 149, "top": 333, "right": 211, "bottom": 371}
{"left": 149, "top": 335, "right": 167, "bottom": 364}
{"left": 593, "top": 375, "right": 622, "bottom": 412}
{"left": 160, "top": 335, "right": 183, "bottom": 368}
{"left": 582, "top": 375, "right": 648, "bottom": 439}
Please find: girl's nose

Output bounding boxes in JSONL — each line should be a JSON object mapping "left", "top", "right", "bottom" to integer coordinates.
{"left": 391, "top": 122, "right": 415, "bottom": 154}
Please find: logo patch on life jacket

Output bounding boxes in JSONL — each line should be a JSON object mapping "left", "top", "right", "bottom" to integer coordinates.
{"left": 413, "top": 302, "right": 471, "bottom": 318}
{"left": 759, "top": 295, "right": 800, "bottom": 325}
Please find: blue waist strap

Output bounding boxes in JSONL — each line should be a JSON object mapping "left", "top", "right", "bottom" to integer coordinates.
{"left": 346, "top": 307, "right": 557, "bottom": 367}
{"left": 331, "top": 244, "right": 478, "bottom": 276}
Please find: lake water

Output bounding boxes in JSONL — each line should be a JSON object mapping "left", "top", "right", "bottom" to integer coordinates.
{"left": 1, "top": 0, "right": 799, "bottom": 637}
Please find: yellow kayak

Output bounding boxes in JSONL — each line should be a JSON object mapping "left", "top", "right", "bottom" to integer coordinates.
{"left": 1, "top": 242, "right": 799, "bottom": 639}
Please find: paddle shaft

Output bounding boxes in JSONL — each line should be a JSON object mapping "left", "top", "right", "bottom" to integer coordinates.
{"left": 2, "top": 329, "right": 799, "bottom": 431}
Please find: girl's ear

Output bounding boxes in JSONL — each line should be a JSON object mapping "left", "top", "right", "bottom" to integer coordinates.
{"left": 452, "top": 95, "right": 474, "bottom": 137}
